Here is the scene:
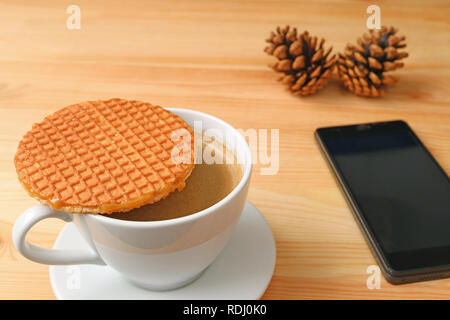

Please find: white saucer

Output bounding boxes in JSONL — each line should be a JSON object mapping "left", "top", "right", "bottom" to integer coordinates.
{"left": 49, "top": 201, "right": 276, "bottom": 300}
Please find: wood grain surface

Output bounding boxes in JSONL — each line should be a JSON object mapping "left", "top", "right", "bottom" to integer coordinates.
{"left": 0, "top": 0, "right": 449, "bottom": 299}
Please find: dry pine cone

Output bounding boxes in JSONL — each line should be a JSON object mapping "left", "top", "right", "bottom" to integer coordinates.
{"left": 337, "top": 26, "right": 408, "bottom": 97}
{"left": 264, "top": 26, "right": 335, "bottom": 96}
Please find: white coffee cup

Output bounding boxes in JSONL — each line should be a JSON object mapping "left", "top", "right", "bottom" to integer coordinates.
{"left": 12, "top": 108, "right": 252, "bottom": 291}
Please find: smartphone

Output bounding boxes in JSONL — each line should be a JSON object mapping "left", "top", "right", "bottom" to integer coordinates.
{"left": 315, "top": 120, "right": 450, "bottom": 284}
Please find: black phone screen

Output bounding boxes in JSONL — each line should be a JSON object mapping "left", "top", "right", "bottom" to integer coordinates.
{"left": 316, "top": 121, "right": 450, "bottom": 273}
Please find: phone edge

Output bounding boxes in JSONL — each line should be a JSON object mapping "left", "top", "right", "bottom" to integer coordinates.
{"left": 314, "top": 126, "right": 450, "bottom": 285}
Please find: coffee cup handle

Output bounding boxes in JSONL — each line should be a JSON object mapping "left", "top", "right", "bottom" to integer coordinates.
{"left": 13, "top": 205, "right": 105, "bottom": 265}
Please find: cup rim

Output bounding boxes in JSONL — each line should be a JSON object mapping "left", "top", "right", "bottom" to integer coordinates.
{"left": 88, "top": 108, "right": 252, "bottom": 228}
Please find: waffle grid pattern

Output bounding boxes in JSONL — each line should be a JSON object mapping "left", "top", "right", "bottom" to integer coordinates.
{"left": 15, "top": 98, "right": 194, "bottom": 213}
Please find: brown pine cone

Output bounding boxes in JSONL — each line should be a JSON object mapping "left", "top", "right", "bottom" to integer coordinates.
{"left": 337, "top": 26, "right": 408, "bottom": 97}
{"left": 264, "top": 26, "right": 335, "bottom": 96}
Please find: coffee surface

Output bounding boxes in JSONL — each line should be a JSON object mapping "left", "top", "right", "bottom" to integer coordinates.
{"left": 106, "top": 143, "right": 242, "bottom": 221}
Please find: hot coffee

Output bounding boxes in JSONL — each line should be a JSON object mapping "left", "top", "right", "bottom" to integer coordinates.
{"left": 107, "top": 140, "right": 242, "bottom": 221}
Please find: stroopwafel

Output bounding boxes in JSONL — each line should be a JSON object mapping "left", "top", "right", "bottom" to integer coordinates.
{"left": 14, "top": 98, "right": 195, "bottom": 214}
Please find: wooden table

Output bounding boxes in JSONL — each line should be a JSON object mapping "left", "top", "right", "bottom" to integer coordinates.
{"left": 0, "top": 0, "right": 449, "bottom": 299}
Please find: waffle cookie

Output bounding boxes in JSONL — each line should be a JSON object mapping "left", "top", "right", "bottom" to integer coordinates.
{"left": 14, "top": 98, "right": 195, "bottom": 214}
